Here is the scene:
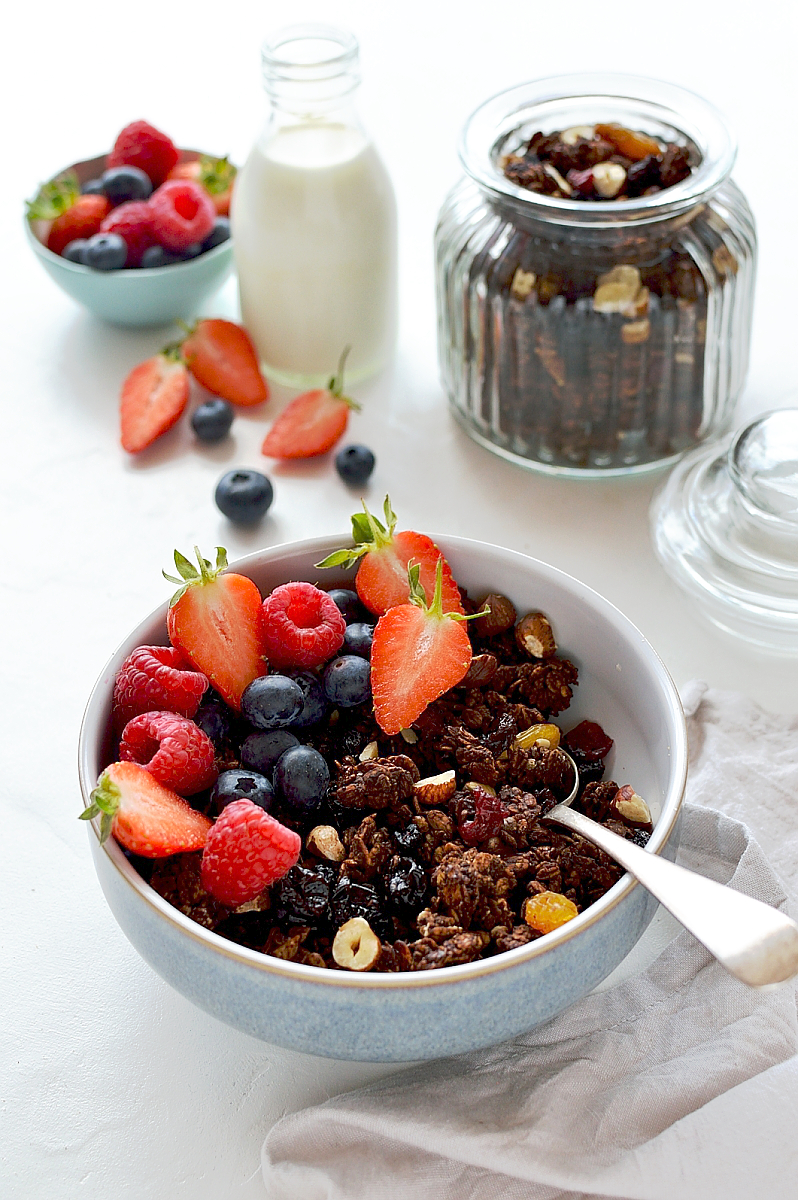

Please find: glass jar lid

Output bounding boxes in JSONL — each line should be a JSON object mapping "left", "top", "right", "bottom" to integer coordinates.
{"left": 650, "top": 409, "right": 798, "bottom": 653}
{"left": 460, "top": 72, "right": 736, "bottom": 228}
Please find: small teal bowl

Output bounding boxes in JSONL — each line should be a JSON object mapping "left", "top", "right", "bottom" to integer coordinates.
{"left": 78, "top": 535, "right": 687, "bottom": 1061}
{"left": 25, "top": 152, "right": 233, "bottom": 328}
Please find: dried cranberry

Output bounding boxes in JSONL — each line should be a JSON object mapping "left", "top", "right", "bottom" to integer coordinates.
{"left": 564, "top": 720, "right": 613, "bottom": 761}
{"left": 387, "top": 857, "right": 428, "bottom": 914}
{"left": 459, "top": 786, "right": 508, "bottom": 846}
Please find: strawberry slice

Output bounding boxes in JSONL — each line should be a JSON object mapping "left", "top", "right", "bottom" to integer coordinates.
{"left": 316, "top": 496, "right": 464, "bottom": 616}
{"left": 261, "top": 349, "right": 359, "bottom": 458}
{"left": 164, "top": 546, "right": 267, "bottom": 710}
{"left": 181, "top": 318, "right": 268, "bottom": 407}
{"left": 370, "top": 561, "right": 477, "bottom": 734}
{"left": 80, "top": 760, "right": 212, "bottom": 857}
{"left": 120, "top": 352, "right": 189, "bottom": 453}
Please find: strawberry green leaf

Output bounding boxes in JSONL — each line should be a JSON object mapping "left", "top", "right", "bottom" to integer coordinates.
{"left": 198, "top": 155, "right": 237, "bottom": 195}
{"left": 26, "top": 171, "right": 80, "bottom": 221}
{"left": 315, "top": 546, "right": 368, "bottom": 570}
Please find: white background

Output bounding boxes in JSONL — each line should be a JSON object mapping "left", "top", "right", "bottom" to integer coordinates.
{"left": 2, "top": 0, "right": 796, "bottom": 1196}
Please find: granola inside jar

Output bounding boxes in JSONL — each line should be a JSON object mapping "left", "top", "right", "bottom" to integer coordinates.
{"left": 435, "top": 74, "right": 756, "bottom": 476}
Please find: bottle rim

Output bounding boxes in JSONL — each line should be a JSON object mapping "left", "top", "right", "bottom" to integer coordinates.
{"left": 262, "top": 24, "right": 359, "bottom": 84}
{"left": 459, "top": 72, "right": 737, "bottom": 228}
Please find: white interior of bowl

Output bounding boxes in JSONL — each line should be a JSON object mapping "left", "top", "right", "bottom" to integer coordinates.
{"left": 78, "top": 534, "right": 687, "bottom": 988}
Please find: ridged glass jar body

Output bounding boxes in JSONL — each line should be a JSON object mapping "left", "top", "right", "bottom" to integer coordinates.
{"left": 435, "top": 76, "right": 757, "bottom": 476}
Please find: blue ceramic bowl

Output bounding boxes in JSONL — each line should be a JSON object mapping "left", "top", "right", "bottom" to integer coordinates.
{"left": 78, "top": 535, "right": 687, "bottom": 1061}
{"left": 26, "top": 152, "right": 233, "bottom": 327}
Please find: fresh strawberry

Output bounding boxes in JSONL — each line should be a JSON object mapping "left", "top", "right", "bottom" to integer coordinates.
{"left": 260, "top": 581, "right": 346, "bottom": 669}
{"left": 201, "top": 799, "right": 301, "bottom": 906}
{"left": 107, "top": 120, "right": 180, "bottom": 187}
{"left": 112, "top": 645, "right": 208, "bottom": 729}
{"left": 100, "top": 200, "right": 156, "bottom": 267}
{"left": 261, "top": 349, "right": 358, "bottom": 458}
{"left": 180, "top": 319, "right": 268, "bottom": 407}
{"left": 370, "top": 560, "right": 477, "bottom": 735}
{"left": 164, "top": 546, "right": 268, "bottom": 710}
{"left": 148, "top": 179, "right": 216, "bottom": 252}
{"left": 49, "top": 199, "right": 112, "bottom": 256}
{"left": 316, "top": 496, "right": 464, "bottom": 617}
{"left": 167, "top": 155, "right": 236, "bottom": 215}
{"left": 119, "top": 711, "right": 218, "bottom": 795}
{"left": 81, "top": 760, "right": 212, "bottom": 857}
{"left": 120, "top": 352, "right": 189, "bottom": 453}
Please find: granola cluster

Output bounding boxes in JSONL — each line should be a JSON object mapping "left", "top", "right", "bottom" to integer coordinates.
{"left": 142, "top": 592, "right": 653, "bottom": 972}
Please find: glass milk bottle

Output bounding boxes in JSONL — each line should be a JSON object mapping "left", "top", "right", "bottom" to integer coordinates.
{"left": 232, "top": 25, "right": 398, "bottom": 387}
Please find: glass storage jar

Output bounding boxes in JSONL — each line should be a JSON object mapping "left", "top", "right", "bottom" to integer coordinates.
{"left": 435, "top": 74, "right": 756, "bottom": 476}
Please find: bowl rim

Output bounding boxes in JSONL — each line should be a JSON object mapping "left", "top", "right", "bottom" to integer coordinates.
{"left": 24, "top": 148, "right": 233, "bottom": 275}
{"left": 78, "top": 533, "right": 688, "bottom": 990}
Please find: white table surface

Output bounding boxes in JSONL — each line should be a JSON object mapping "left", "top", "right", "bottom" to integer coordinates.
{"left": 3, "top": 0, "right": 796, "bottom": 1195}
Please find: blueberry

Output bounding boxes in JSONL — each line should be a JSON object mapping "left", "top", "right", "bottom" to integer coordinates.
{"left": 62, "top": 238, "right": 89, "bottom": 264}
{"left": 323, "top": 655, "right": 371, "bottom": 707}
{"left": 287, "top": 671, "right": 328, "bottom": 728}
{"left": 343, "top": 622, "right": 373, "bottom": 659}
{"left": 84, "top": 232, "right": 128, "bottom": 271}
{"left": 274, "top": 745, "right": 330, "bottom": 811}
{"left": 326, "top": 588, "right": 372, "bottom": 625}
{"left": 202, "top": 216, "right": 231, "bottom": 251}
{"left": 194, "top": 699, "right": 233, "bottom": 748}
{"left": 191, "top": 398, "right": 234, "bottom": 442}
{"left": 215, "top": 469, "right": 274, "bottom": 524}
{"left": 178, "top": 241, "right": 204, "bottom": 260}
{"left": 242, "top": 675, "right": 304, "bottom": 730}
{"left": 241, "top": 729, "right": 299, "bottom": 775}
{"left": 101, "top": 165, "right": 153, "bottom": 204}
{"left": 81, "top": 177, "right": 105, "bottom": 195}
{"left": 335, "top": 444, "right": 375, "bottom": 486}
{"left": 211, "top": 768, "right": 274, "bottom": 814}
{"left": 140, "top": 244, "right": 181, "bottom": 269}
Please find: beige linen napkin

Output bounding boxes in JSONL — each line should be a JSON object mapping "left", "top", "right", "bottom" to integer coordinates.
{"left": 262, "top": 685, "right": 798, "bottom": 1200}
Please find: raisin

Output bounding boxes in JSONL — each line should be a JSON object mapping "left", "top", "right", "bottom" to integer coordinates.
{"left": 330, "top": 877, "right": 393, "bottom": 941}
{"left": 522, "top": 890, "right": 579, "bottom": 933}
{"left": 392, "top": 821, "right": 425, "bottom": 856}
{"left": 276, "top": 864, "right": 335, "bottom": 926}
{"left": 387, "top": 857, "right": 428, "bottom": 915}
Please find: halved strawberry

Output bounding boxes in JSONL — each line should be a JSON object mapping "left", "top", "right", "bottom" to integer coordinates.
{"left": 261, "top": 349, "right": 359, "bottom": 458}
{"left": 181, "top": 318, "right": 268, "bottom": 407}
{"left": 167, "top": 155, "right": 236, "bottom": 216}
{"left": 370, "top": 561, "right": 476, "bottom": 734}
{"left": 80, "top": 760, "right": 212, "bottom": 857}
{"left": 316, "top": 496, "right": 464, "bottom": 616}
{"left": 120, "top": 352, "right": 189, "bottom": 453}
{"left": 27, "top": 173, "right": 112, "bottom": 256}
{"left": 164, "top": 546, "right": 268, "bottom": 710}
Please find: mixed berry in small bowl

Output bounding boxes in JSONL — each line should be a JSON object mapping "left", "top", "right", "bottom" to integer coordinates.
{"left": 25, "top": 121, "right": 235, "bottom": 325}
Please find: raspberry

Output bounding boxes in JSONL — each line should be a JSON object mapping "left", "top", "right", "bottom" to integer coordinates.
{"left": 200, "top": 799, "right": 301, "bottom": 906}
{"left": 119, "top": 711, "right": 217, "bottom": 795}
{"left": 261, "top": 582, "right": 346, "bottom": 669}
{"left": 100, "top": 201, "right": 157, "bottom": 267}
{"left": 149, "top": 180, "right": 215, "bottom": 252}
{"left": 107, "top": 120, "right": 180, "bottom": 187}
{"left": 112, "top": 645, "right": 208, "bottom": 728}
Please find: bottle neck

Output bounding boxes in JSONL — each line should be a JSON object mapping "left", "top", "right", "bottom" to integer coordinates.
{"left": 262, "top": 24, "right": 361, "bottom": 125}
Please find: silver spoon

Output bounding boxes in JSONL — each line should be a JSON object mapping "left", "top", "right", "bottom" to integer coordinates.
{"left": 544, "top": 753, "right": 798, "bottom": 987}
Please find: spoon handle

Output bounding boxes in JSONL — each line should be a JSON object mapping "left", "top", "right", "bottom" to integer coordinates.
{"left": 546, "top": 803, "right": 798, "bottom": 987}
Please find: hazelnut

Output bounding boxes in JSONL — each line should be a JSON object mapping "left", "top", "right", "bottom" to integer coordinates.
{"left": 474, "top": 593, "right": 516, "bottom": 638}
{"left": 359, "top": 740, "right": 379, "bottom": 762}
{"left": 399, "top": 727, "right": 418, "bottom": 744}
{"left": 511, "top": 268, "right": 536, "bottom": 300}
{"left": 307, "top": 825, "right": 345, "bottom": 862}
{"left": 332, "top": 917, "right": 381, "bottom": 971}
{"left": 414, "top": 769, "right": 457, "bottom": 806}
{"left": 542, "top": 163, "right": 573, "bottom": 195}
{"left": 515, "top": 611, "right": 557, "bottom": 659}
{"left": 560, "top": 124, "right": 595, "bottom": 146}
{"left": 621, "top": 318, "right": 651, "bottom": 345}
{"left": 592, "top": 161, "right": 626, "bottom": 198}
{"left": 593, "top": 265, "right": 643, "bottom": 315}
{"left": 465, "top": 780, "right": 497, "bottom": 797}
{"left": 611, "top": 785, "right": 652, "bottom": 828}
{"left": 460, "top": 653, "right": 498, "bottom": 688}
